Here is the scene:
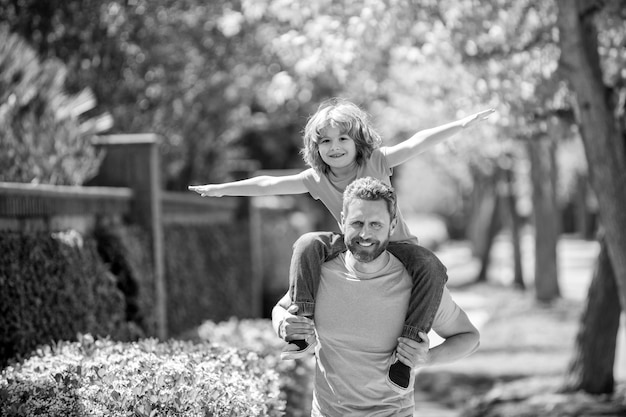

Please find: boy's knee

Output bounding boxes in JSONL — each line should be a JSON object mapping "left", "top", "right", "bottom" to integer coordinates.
{"left": 425, "top": 255, "right": 448, "bottom": 286}
{"left": 293, "top": 232, "right": 323, "bottom": 252}
{"left": 415, "top": 246, "right": 448, "bottom": 286}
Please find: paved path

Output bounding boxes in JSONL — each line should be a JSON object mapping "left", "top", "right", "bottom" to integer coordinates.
{"left": 412, "top": 234, "right": 626, "bottom": 416}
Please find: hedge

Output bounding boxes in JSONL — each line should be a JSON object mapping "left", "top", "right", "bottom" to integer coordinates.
{"left": 163, "top": 222, "right": 254, "bottom": 335}
{"left": 0, "top": 334, "right": 284, "bottom": 416}
{"left": 0, "top": 231, "right": 130, "bottom": 368}
{"left": 93, "top": 225, "right": 157, "bottom": 338}
{"left": 196, "top": 318, "right": 315, "bottom": 417}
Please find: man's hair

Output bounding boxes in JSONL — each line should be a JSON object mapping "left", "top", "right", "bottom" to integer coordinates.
{"left": 300, "top": 98, "right": 383, "bottom": 175}
{"left": 343, "top": 177, "right": 397, "bottom": 220}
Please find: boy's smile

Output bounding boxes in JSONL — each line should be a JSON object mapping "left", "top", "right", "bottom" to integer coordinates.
{"left": 328, "top": 151, "right": 346, "bottom": 158}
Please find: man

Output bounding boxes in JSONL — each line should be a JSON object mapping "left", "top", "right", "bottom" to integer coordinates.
{"left": 272, "top": 176, "right": 480, "bottom": 416}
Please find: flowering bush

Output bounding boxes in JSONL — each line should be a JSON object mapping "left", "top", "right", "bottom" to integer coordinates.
{"left": 0, "top": 334, "right": 284, "bottom": 416}
{"left": 197, "top": 318, "right": 315, "bottom": 417}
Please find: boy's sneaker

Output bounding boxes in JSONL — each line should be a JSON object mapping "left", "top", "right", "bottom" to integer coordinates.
{"left": 280, "top": 337, "right": 317, "bottom": 360}
{"left": 386, "top": 359, "right": 412, "bottom": 394}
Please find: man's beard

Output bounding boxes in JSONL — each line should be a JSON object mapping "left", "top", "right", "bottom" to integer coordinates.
{"left": 346, "top": 237, "right": 390, "bottom": 263}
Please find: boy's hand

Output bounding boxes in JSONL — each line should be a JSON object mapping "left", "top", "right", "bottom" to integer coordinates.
{"left": 279, "top": 305, "right": 315, "bottom": 341}
{"left": 188, "top": 185, "right": 223, "bottom": 197}
{"left": 395, "top": 331, "right": 430, "bottom": 369}
{"left": 461, "top": 108, "right": 495, "bottom": 128}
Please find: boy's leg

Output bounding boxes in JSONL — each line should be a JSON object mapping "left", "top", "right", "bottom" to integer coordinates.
{"left": 385, "top": 242, "right": 448, "bottom": 391}
{"left": 281, "top": 231, "right": 346, "bottom": 360}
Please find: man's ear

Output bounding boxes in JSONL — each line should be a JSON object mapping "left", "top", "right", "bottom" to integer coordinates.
{"left": 339, "top": 211, "right": 345, "bottom": 229}
{"left": 390, "top": 216, "right": 397, "bottom": 235}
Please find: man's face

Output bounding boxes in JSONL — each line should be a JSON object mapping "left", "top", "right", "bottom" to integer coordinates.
{"left": 341, "top": 198, "right": 396, "bottom": 263}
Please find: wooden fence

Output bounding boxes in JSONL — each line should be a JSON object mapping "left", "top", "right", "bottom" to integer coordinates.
{"left": 0, "top": 181, "right": 132, "bottom": 232}
{"left": 0, "top": 134, "right": 259, "bottom": 339}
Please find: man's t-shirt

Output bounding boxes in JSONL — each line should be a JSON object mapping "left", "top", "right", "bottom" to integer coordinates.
{"left": 299, "top": 148, "right": 418, "bottom": 244}
{"left": 311, "top": 252, "right": 461, "bottom": 417}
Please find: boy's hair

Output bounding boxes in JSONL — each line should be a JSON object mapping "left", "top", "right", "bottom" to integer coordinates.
{"left": 343, "top": 177, "right": 397, "bottom": 220}
{"left": 300, "top": 98, "right": 383, "bottom": 175}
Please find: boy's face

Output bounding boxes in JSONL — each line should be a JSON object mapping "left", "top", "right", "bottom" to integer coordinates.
{"left": 317, "top": 125, "right": 357, "bottom": 171}
{"left": 341, "top": 198, "right": 396, "bottom": 263}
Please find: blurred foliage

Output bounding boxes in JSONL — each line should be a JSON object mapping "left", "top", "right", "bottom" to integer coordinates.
{"left": 388, "top": 0, "right": 624, "bottom": 220}
{"left": 164, "top": 222, "right": 255, "bottom": 335}
{"left": 0, "top": 0, "right": 452, "bottom": 190}
{"left": 441, "top": 0, "right": 624, "bottom": 197}
{"left": 0, "top": 26, "right": 110, "bottom": 185}
{"left": 1, "top": 0, "right": 624, "bottom": 214}
{"left": 93, "top": 224, "right": 158, "bottom": 338}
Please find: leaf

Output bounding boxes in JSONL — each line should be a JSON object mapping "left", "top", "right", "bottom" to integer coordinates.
{"left": 111, "top": 390, "right": 120, "bottom": 401}
{"left": 0, "top": 387, "right": 10, "bottom": 402}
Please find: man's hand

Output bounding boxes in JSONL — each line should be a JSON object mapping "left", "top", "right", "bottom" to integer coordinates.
{"left": 395, "top": 331, "right": 430, "bottom": 369}
{"left": 461, "top": 108, "right": 495, "bottom": 128}
{"left": 188, "top": 185, "right": 223, "bottom": 197}
{"left": 279, "top": 305, "right": 315, "bottom": 341}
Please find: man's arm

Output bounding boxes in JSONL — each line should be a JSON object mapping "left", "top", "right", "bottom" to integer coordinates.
{"left": 395, "top": 309, "right": 479, "bottom": 370}
{"left": 424, "top": 308, "right": 480, "bottom": 367}
{"left": 395, "top": 290, "right": 480, "bottom": 370}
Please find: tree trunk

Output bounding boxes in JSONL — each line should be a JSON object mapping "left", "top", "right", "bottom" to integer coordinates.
{"left": 574, "top": 174, "right": 595, "bottom": 239}
{"left": 475, "top": 192, "right": 501, "bottom": 283}
{"left": 556, "top": 0, "right": 626, "bottom": 312}
{"left": 528, "top": 135, "right": 560, "bottom": 301}
{"left": 562, "top": 238, "right": 620, "bottom": 394}
{"left": 467, "top": 167, "right": 496, "bottom": 259}
{"left": 502, "top": 157, "right": 525, "bottom": 289}
{"left": 475, "top": 169, "right": 502, "bottom": 283}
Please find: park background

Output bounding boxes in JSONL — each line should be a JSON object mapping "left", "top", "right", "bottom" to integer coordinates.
{"left": 1, "top": 0, "right": 626, "bottom": 416}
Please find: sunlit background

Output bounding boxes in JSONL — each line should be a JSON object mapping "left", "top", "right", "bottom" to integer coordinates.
{"left": 1, "top": 0, "right": 625, "bottom": 416}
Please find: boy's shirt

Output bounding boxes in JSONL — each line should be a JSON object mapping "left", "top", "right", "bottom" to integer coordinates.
{"left": 299, "top": 148, "right": 418, "bottom": 244}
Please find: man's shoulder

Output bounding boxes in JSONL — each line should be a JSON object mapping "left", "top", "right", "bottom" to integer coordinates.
{"left": 386, "top": 252, "right": 412, "bottom": 273}
{"left": 322, "top": 253, "right": 347, "bottom": 269}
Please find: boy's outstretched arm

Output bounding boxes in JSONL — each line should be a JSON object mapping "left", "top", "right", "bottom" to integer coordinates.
{"left": 385, "top": 108, "right": 495, "bottom": 168}
{"left": 188, "top": 173, "right": 308, "bottom": 197}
